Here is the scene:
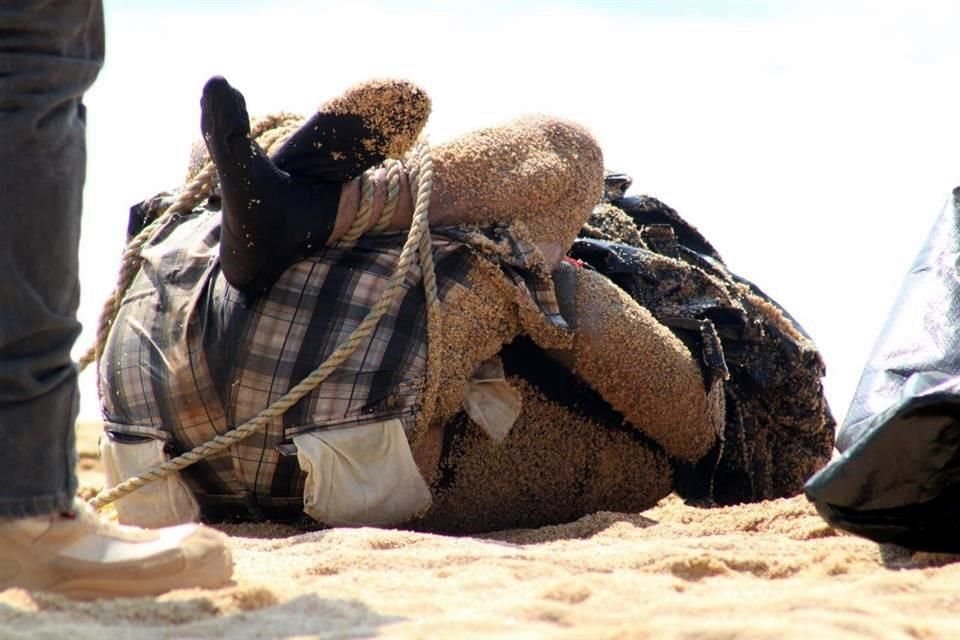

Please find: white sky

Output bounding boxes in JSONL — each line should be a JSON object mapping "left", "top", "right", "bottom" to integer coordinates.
{"left": 76, "top": 0, "right": 960, "bottom": 425}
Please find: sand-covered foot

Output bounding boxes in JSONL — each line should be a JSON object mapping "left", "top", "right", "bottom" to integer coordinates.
{"left": 272, "top": 78, "right": 431, "bottom": 179}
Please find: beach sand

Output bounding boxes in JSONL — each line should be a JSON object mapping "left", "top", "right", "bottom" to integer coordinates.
{"left": 8, "top": 419, "right": 958, "bottom": 640}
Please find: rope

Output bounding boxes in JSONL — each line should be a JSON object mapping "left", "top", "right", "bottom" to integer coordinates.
{"left": 86, "top": 124, "right": 438, "bottom": 510}
{"left": 336, "top": 167, "right": 378, "bottom": 248}
{"left": 372, "top": 159, "right": 403, "bottom": 234}
{"left": 336, "top": 159, "right": 404, "bottom": 248}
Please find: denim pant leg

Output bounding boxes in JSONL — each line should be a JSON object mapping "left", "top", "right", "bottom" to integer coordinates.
{"left": 0, "top": 1, "right": 104, "bottom": 517}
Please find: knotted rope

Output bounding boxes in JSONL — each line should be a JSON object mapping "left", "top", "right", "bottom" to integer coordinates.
{"left": 85, "top": 117, "right": 438, "bottom": 510}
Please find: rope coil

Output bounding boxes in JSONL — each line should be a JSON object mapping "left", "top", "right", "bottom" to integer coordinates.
{"left": 85, "top": 120, "right": 437, "bottom": 511}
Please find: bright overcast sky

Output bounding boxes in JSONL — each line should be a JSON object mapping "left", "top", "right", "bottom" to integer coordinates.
{"left": 76, "top": 0, "right": 960, "bottom": 425}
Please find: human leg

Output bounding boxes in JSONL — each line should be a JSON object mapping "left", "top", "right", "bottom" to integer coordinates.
{"left": 411, "top": 115, "right": 604, "bottom": 268}
{"left": 345, "top": 114, "right": 605, "bottom": 269}
{"left": 206, "top": 77, "right": 601, "bottom": 299}
{"left": 0, "top": 0, "right": 104, "bottom": 518}
{"left": 0, "top": 0, "right": 232, "bottom": 598}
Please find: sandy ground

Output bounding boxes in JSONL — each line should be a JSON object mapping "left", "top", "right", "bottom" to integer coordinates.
{"left": 3, "top": 420, "right": 958, "bottom": 640}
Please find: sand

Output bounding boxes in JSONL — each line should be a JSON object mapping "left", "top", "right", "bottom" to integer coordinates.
{"left": 22, "top": 419, "right": 956, "bottom": 638}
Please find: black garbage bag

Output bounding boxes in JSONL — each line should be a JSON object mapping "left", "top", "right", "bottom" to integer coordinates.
{"left": 805, "top": 188, "right": 960, "bottom": 552}
{"left": 572, "top": 176, "right": 836, "bottom": 504}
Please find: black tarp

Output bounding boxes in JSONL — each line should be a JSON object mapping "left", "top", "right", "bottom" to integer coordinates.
{"left": 805, "top": 187, "right": 960, "bottom": 552}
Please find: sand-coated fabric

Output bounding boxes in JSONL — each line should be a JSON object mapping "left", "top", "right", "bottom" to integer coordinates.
{"left": 554, "top": 262, "right": 724, "bottom": 463}
{"left": 293, "top": 418, "right": 432, "bottom": 526}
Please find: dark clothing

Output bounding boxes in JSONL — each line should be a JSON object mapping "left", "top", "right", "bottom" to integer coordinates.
{"left": 0, "top": 1, "right": 104, "bottom": 517}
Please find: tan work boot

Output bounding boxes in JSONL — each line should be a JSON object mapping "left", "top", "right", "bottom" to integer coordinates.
{"left": 0, "top": 499, "right": 232, "bottom": 600}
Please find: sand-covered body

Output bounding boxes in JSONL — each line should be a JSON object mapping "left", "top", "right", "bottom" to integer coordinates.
{"left": 100, "top": 78, "right": 831, "bottom": 533}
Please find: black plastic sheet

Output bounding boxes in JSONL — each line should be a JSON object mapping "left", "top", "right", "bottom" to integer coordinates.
{"left": 806, "top": 187, "right": 960, "bottom": 551}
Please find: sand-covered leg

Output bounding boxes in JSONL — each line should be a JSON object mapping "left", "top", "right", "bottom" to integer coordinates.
{"left": 372, "top": 115, "right": 603, "bottom": 268}
{"left": 553, "top": 261, "right": 724, "bottom": 463}
{"left": 432, "top": 115, "right": 604, "bottom": 237}
{"left": 326, "top": 110, "right": 601, "bottom": 268}
{"left": 432, "top": 115, "right": 603, "bottom": 267}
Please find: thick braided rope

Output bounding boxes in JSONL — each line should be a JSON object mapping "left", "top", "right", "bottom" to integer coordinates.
{"left": 336, "top": 167, "right": 377, "bottom": 248}
{"left": 411, "top": 146, "right": 438, "bottom": 309}
{"left": 88, "top": 141, "right": 437, "bottom": 510}
{"left": 336, "top": 158, "right": 403, "bottom": 247}
{"left": 77, "top": 114, "right": 303, "bottom": 373}
{"left": 372, "top": 159, "right": 403, "bottom": 234}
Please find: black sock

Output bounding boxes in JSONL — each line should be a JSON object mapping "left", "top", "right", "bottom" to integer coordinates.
{"left": 201, "top": 76, "right": 342, "bottom": 297}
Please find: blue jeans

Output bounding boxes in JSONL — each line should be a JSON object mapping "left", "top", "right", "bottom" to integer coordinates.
{"left": 0, "top": 1, "right": 104, "bottom": 517}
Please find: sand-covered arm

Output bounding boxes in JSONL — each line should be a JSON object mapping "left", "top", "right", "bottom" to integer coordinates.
{"left": 552, "top": 261, "right": 724, "bottom": 463}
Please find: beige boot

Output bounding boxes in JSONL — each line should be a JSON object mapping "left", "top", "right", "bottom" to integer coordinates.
{"left": 0, "top": 500, "right": 232, "bottom": 600}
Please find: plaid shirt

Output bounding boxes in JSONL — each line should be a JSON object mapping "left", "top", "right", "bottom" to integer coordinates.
{"left": 99, "top": 203, "right": 567, "bottom": 517}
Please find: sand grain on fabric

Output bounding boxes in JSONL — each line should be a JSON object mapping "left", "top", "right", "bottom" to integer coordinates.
{"left": 323, "top": 79, "right": 431, "bottom": 160}
{"left": 429, "top": 115, "right": 603, "bottom": 260}
{"left": 20, "top": 415, "right": 960, "bottom": 640}
{"left": 414, "top": 376, "right": 673, "bottom": 533}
